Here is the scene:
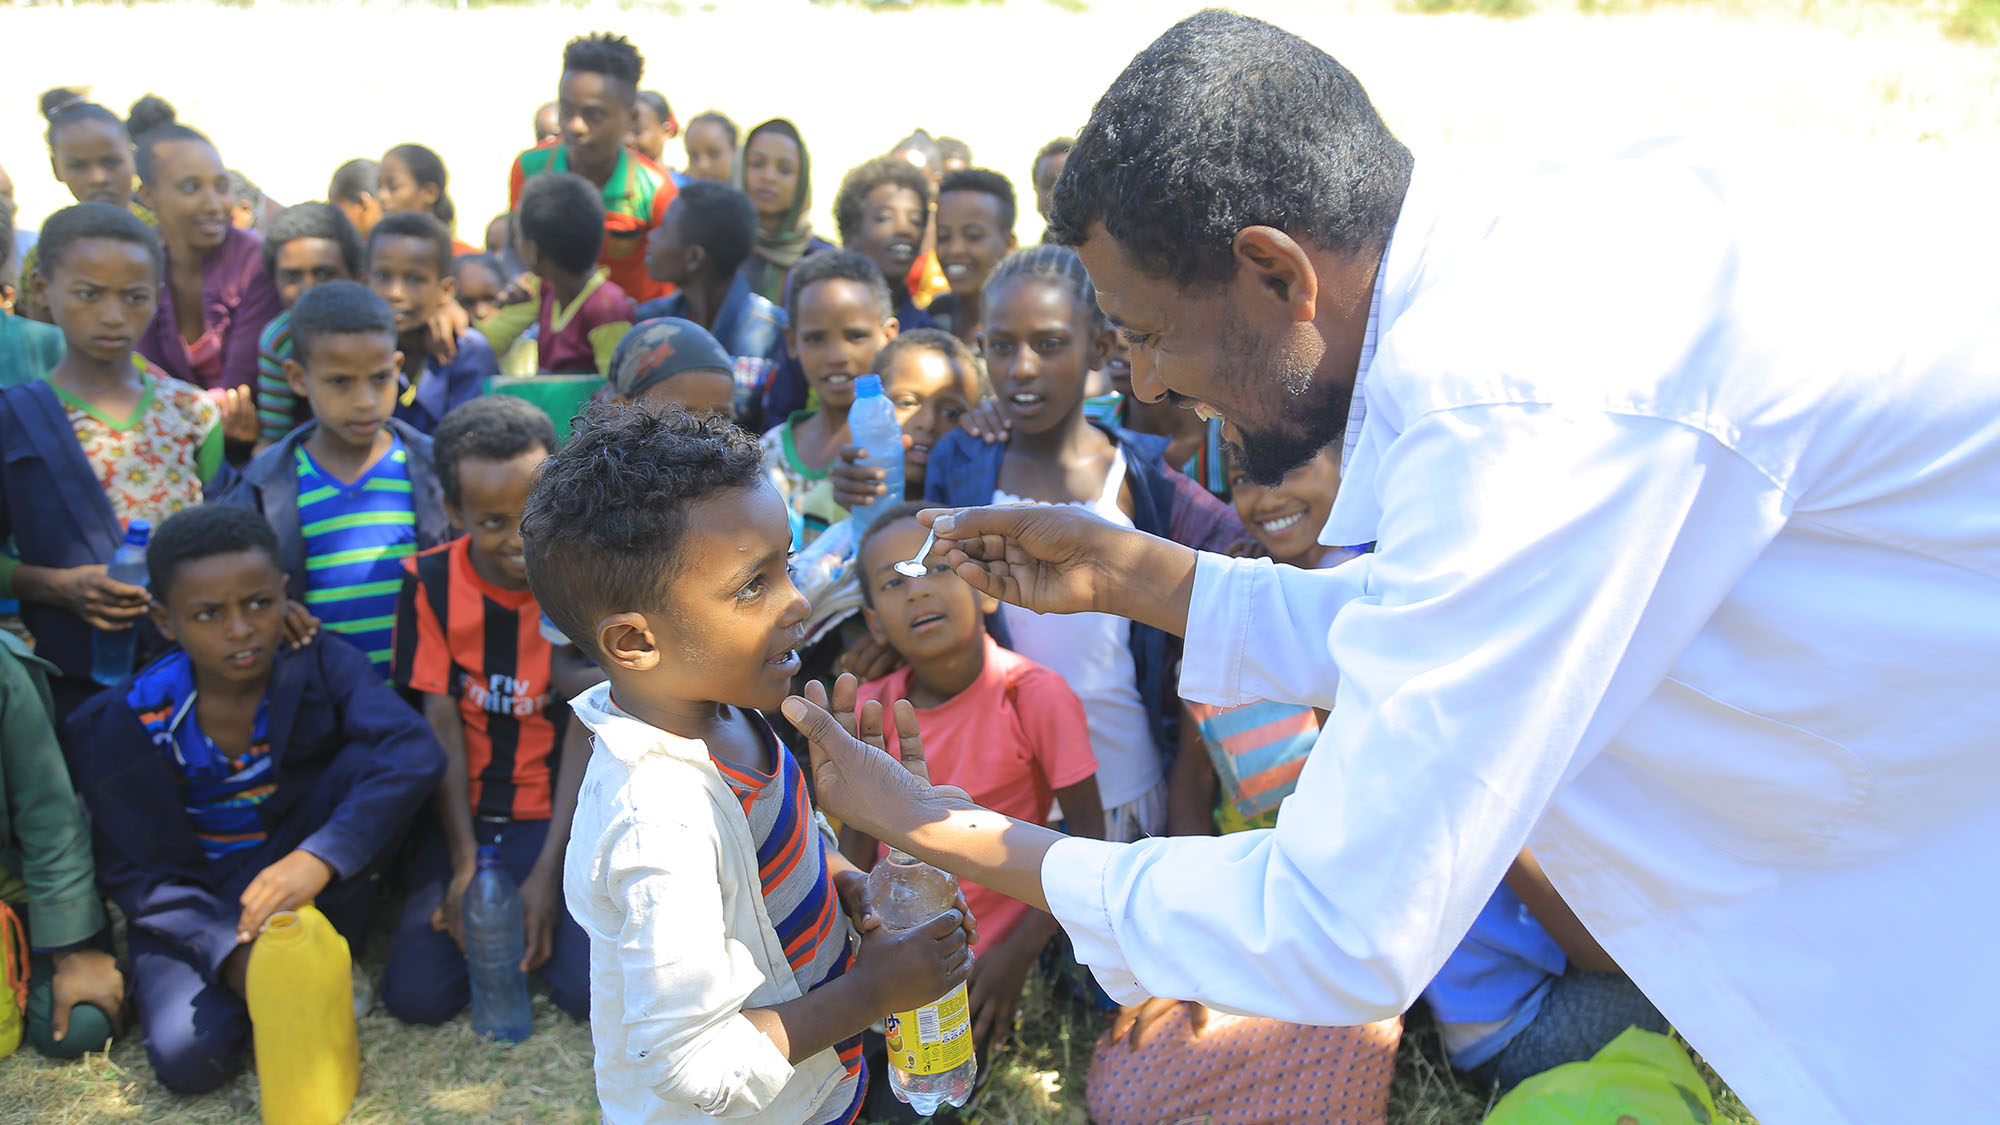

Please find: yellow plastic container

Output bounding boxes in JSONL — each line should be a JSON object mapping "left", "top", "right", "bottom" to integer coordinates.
{"left": 245, "top": 905, "right": 359, "bottom": 1125}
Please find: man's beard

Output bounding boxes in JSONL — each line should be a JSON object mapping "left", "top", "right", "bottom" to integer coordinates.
{"left": 1218, "top": 311, "right": 1352, "bottom": 487}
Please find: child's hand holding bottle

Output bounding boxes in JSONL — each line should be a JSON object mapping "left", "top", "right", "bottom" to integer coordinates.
{"left": 849, "top": 905, "right": 975, "bottom": 1017}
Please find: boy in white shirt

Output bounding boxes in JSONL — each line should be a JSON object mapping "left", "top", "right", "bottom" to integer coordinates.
{"left": 520, "top": 402, "right": 974, "bottom": 1124}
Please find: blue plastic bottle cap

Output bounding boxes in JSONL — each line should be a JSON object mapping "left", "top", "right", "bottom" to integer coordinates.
{"left": 854, "top": 374, "right": 884, "bottom": 397}
{"left": 124, "top": 519, "right": 152, "bottom": 546}
{"left": 476, "top": 844, "right": 503, "bottom": 868}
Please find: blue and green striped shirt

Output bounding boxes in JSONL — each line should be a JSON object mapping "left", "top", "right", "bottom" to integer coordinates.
{"left": 298, "top": 437, "right": 418, "bottom": 676}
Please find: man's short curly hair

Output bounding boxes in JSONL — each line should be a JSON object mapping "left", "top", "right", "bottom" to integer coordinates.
{"left": 832, "top": 155, "right": 932, "bottom": 246}
{"left": 1047, "top": 9, "right": 1412, "bottom": 289}
{"left": 562, "top": 32, "right": 643, "bottom": 102}
{"left": 521, "top": 402, "right": 765, "bottom": 655}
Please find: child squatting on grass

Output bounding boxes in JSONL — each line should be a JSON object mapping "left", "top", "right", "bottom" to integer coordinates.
{"left": 520, "top": 402, "right": 974, "bottom": 1124}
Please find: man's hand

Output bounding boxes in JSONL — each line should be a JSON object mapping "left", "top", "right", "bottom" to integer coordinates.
{"left": 427, "top": 299, "right": 470, "bottom": 362}
{"left": 430, "top": 860, "right": 478, "bottom": 954}
{"left": 785, "top": 681, "right": 944, "bottom": 846}
{"left": 238, "top": 849, "right": 336, "bottom": 942}
{"left": 220, "top": 384, "right": 260, "bottom": 443}
{"left": 48, "top": 948, "right": 123, "bottom": 1043}
{"left": 519, "top": 860, "right": 561, "bottom": 973}
{"left": 41, "top": 565, "right": 150, "bottom": 630}
{"left": 924, "top": 504, "right": 1193, "bottom": 624}
{"left": 282, "top": 599, "right": 320, "bottom": 649}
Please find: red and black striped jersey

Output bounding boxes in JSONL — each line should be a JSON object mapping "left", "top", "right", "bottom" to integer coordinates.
{"left": 393, "top": 537, "right": 568, "bottom": 821}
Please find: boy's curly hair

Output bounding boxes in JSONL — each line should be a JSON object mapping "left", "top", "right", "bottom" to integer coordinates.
{"left": 521, "top": 401, "right": 764, "bottom": 655}
{"left": 832, "top": 155, "right": 932, "bottom": 245}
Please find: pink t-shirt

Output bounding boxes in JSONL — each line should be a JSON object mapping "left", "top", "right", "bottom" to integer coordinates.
{"left": 860, "top": 636, "right": 1098, "bottom": 946}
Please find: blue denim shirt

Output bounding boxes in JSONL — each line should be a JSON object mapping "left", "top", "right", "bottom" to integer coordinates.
{"left": 634, "top": 275, "right": 788, "bottom": 429}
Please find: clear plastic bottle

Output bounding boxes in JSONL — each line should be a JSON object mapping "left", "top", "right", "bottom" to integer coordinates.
{"left": 90, "top": 519, "right": 151, "bottom": 686}
{"left": 246, "top": 905, "right": 359, "bottom": 1125}
{"left": 462, "top": 845, "right": 533, "bottom": 1042}
{"left": 844, "top": 373, "right": 906, "bottom": 536}
{"left": 866, "top": 849, "right": 976, "bottom": 1114}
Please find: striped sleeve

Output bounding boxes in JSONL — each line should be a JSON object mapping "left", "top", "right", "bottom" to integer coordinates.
{"left": 392, "top": 554, "right": 451, "bottom": 695}
{"left": 256, "top": 313, "right": 299, "bottom": 445}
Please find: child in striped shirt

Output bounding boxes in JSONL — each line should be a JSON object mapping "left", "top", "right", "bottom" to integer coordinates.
{"left": 521, "top": 403, "right": 972, "bottom": 1124}
{"left": 220, "top": 282, "right": 452, "bottom": 677}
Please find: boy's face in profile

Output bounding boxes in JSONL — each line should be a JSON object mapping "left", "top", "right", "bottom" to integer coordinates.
{"left": 1033, "top": 151, "right": 1068, "bottom": 221}
{"left": 847, "top": 182, "right": 925, "bottom": 295}
{"left": 286, "top": 331, "right": 401, "bottom": 456}
{"left": 616, "top": 481, "right": 810, "bottom": 713}
{"left": 152, "top": 550, "right": 288, "bottom": 688}
{"left": 455, "top": 260, "right": 505, "bottom": 326}
{"left": 368, "top": 236, "right": 454, "bottom": 339}
{"left": 861, "top": 517, "right": 992, "bottom": 666}
{"left": 787, "top": 278, "right": 896, "bottom": 412}
{"left": 880, "top": 347, "right": 977, "bottom": 488}
{"left": 272, "top": 237, "right": 353, "bottom": 311}
{"left": 450, "top": 448, "right": 550, "bottom": 590}
{"left": 643, "top": 202, "right": 696, "bottom": 287}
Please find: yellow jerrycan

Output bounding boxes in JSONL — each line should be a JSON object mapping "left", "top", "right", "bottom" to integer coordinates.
{"left": 245, "top": 905, "right": 359, "bottom": 1125}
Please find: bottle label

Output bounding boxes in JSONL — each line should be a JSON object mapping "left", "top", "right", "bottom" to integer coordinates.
{"left": 883, "top": 981, "right": 972, "bottom": 1076}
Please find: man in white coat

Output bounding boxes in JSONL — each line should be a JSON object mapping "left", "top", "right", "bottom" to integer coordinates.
{"left": 780, "top": 10, "right": 2000, "bottom": 1123}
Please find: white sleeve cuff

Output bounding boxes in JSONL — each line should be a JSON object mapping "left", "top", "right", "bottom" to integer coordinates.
{"left": 1041, "top": 836, "right": 1147, "bottom": 1004}
{"left": 1178, "top": 552, "right": 1258, "bottom": 707}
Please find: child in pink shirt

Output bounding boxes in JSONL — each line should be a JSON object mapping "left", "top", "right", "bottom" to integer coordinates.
{"left": 840, "top": 502, "right": 1103, "bottom": 1058}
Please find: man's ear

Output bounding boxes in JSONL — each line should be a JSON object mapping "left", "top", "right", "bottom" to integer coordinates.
{"left": 862, "top": 605, "right": 886, "bottom": 644}
{"left": 436, "top": 273, "right": 457, "bottom": 303}
{"left": 1231, "top": 226, "right": 1319, "bottom": 324}
{"left": 881, "top": 316, "right": 900, "bottom": 344}
{"left": 597, "top": 611, "right": 662, "bottom": 673}
{"left": 685, "top": 244, "right": 708, "bottom": 278}
{"left": 283, "top": 357, "right": 309, "bottom": 397}
{"left": 149, "top": 601, "right": 174, "bottom": 642}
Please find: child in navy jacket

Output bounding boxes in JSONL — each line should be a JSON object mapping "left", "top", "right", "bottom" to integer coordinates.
{"left": 64, "top": 504, "right": 444, "bottom": 1093}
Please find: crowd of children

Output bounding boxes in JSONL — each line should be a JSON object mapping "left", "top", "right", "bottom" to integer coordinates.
{"left": 0, "top": 27, "right": 1669, "bottom": 1125}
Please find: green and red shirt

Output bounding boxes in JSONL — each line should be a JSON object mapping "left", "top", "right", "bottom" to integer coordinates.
{"left": 508, "top": 141, "right": 677, "bottom": 304}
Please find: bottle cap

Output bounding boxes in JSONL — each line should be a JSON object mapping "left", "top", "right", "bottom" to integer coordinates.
{"left": 476, "top": 844, "right": 503, "bottom": 869}
{"left": 854, "top": 374, "right": 884, "bottom": 397}
{"left": 124, "top": 519, "right": 152, "bottom": 546}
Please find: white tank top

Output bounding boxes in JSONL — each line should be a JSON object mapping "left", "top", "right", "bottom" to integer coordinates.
{"left": 993, "top": 446, "right": 1163, "bottom": 809}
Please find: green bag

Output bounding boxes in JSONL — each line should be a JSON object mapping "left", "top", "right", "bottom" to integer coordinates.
{"left": 483, "top": 375, "right": 606, "bottom": 441}
{"left": 1483, "top": 1028, "right": 1720, "bottom": 1125}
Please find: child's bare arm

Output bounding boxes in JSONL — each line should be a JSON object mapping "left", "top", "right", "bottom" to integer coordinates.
{"left": 1055, "top": 776, "right": 1106, "bottom": 843}
{"left": 1165, "top": 709, "right": 1218, "bottom": 837}
{"left": 837, "top": 823, "right": 879, "bottom": 875}
{"left": 1506, "top": 847, "right": 1620, "bottom": 973}
{"left": 421, "top": 692, "right": 480, "bottom": 951}
{"left": 743, "top": 908, "right": 972, "bottom": 1064}
{"left": 521, "top": 716, "right": 590, "bottom": 971}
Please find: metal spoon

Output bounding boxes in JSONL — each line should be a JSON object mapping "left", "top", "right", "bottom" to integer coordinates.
{"left": 894, "top": 527, "right": 940, "bottom": 577}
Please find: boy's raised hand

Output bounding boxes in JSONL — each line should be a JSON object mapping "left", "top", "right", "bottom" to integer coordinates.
{"left": 958, "top": 398, "right": 1012, "bottom": 444}
{"left": 238, "top": 848, "right": 336, "bottom": 943}
{"left": 220, "top": 384, "right": 260, "bottom": 444}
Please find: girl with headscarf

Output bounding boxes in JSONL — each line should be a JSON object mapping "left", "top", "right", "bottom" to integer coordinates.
{"left": 732, "top": 119, "right": 832, "bottom": 305}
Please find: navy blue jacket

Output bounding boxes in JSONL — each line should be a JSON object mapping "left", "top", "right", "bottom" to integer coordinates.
{"left": 65, "top": 634, "right": 444, "bottom": 977}
{"left": 0, "top": 381, "right": 200, "bottom": 682}
{"left": 214, "top": 418, "right": 452, "bottom": 605}
{"left": 925, "top": 422, "right": 1222, "bottom": 765}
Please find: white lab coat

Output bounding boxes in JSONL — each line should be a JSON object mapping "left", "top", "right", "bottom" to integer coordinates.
{"left": 1040, "top": 141, "right": 2000, "bottom": 1124}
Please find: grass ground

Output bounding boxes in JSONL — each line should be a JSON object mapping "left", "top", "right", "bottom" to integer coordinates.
{"left": 1, "top": 922, "right": 1760, "bottom": 1124}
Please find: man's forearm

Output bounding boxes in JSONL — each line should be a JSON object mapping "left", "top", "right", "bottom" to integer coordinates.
{"left": 887, "top": 795, "right": 1061, "bottom": 916}
{"left": 1100, "top": 531, "right": 1198, "bottom": 638}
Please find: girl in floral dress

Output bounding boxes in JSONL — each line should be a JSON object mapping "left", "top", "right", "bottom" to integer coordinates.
{"left": 0, "top": 202, "right": 222, "bottom": 719}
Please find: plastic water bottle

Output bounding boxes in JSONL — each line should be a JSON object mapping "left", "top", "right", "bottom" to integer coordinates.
{"left": 90, "top": 520, "right": 152, "bottom": 686}
{"left": 462, "top": 845, "right": 533, "bottom": 1042}
{"left": 867, "top": 849, "right": 976, "bottom": 1114}
{"left": 845, "top": 373, "right": 906, "bottom": 534}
